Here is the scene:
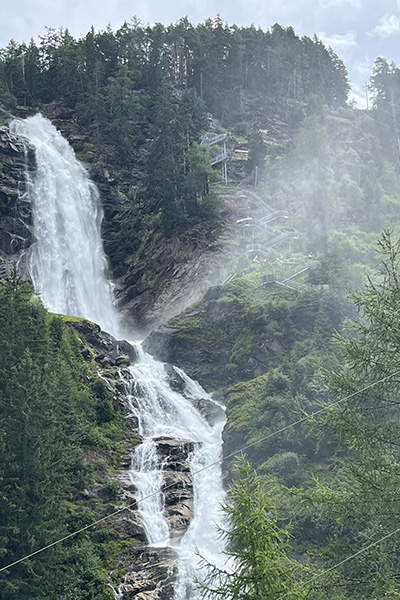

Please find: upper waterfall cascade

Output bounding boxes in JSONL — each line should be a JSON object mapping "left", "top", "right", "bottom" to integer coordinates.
{"left": 10, "top": 114, "right": 120, "bottom": 337}
{"left": 12, "top": 114, "right": 227, "bottom": 599}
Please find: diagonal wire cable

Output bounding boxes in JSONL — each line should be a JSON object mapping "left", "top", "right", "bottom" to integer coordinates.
{"left": 278, "top": 527, "right": 400, "bottom": 599}
{"left": 1, "top": 368, "right": 399, "bottom": 574}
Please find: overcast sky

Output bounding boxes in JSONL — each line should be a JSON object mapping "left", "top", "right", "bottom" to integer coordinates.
{"left": 2, "top": 0, "right": 400, "bottom": 107}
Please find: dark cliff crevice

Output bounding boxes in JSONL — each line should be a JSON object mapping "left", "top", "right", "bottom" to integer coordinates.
{"left": 0, "top": 126, "right": 35, "bottom": 277}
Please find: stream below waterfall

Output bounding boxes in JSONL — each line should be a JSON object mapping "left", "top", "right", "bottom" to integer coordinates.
{"left": 11, "top": 114, "right": 227, "bottom": 599}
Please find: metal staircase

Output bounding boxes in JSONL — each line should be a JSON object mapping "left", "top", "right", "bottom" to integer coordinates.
{"left": 262, "top": 273, "right": 304, "bottom": 292}
{"left": 246, "top": 230, "right": 298, "bottom": 254}
{"left": 262, "top": 260, "right": 319, "bottom": 293}
{"left": 200, "top": 132, "right": 231, "bottom": 146}
{"left": 201, "top": 132, "right": 231, "bottom": 184}
{"left": 235, "top": 189, "right": 298, "bottom": 256}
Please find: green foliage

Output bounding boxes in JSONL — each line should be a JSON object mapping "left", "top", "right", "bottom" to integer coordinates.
{"left": 144, "top": 86, "right": 224, "bottom": 239}
{"left": 264, "top": 451, "right": 303, "bottom": 487}
{"left": 294, "top": 232, "right": 400, "bottom": 598}
{"left": 0, "top": 18, "right": 350, "bottom": 259}
{"left": 199, "top": 456, "right": 308, "bottom": 600}
{"left": 0, "top": 273, "right": 125, "bottom": 599}
{"left": 369, "top": 58, "right": 400, "bottom": 167}
{"left": 264, "top": 106, "right": 400, "bottom": 257}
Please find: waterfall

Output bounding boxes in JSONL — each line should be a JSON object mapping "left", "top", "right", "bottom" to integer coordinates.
{"left": 10, "top": 114, "right": 120, "bottom": 336}
{"left": 120, "top": 346, "right": 227, "bottom": 596}
{"left": 12, "top": 114, "right": 226, "bottom": 599}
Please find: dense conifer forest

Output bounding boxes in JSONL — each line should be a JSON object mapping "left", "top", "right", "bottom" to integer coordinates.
{"left": 0, "top": 18, "right": 350, "bottom": 248}
{"left": 2, "top": 15, "right": 400, "bottom": 600}
{"left": 0, "top": 274, "right": 140, "bottom": 599}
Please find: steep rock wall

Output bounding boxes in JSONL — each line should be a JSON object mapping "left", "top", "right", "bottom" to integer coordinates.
{"left": 0, "top": 125, "right": 35, "bottom": 278}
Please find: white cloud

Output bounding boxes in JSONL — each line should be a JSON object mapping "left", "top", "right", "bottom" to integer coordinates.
{"left": 317, "top": 30, "right": 358, "bottom": 51}
{"left": 349, "top": 79, "right": 369, "bottom": 108}
{"left": 320, "top": 0, "right": 361, "bottom": 8}
{"left": 354, "top": 55, "right": 373, "bottom": 76}
{"left": 369, "top": 14, "right": 400, "bottom": 38}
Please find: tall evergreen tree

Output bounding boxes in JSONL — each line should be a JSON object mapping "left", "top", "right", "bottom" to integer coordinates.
{"left": 200, "top": 456, "right": 308, "bottom": 600}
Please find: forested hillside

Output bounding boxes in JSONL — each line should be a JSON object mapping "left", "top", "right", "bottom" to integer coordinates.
{"left": 0, "top": 18, "right": 351, "bottom": 331}
{"left": 2, "top": 14, "right": 400, "bottom": 600}
{"left": 0, "top": 273, "right": 143, "bottom": 599}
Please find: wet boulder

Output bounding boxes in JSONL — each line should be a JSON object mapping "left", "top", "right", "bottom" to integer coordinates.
{"left": 185, "top": 396, "right": 225, "bottom": 427}
{"left": 154, "top": 436, "right": 199, "bottom": 541}
{"left": 162, "top": 470, "right": 194, "bottom": 541}
{"left": 68, "top": 318, "right": 138, "bottom": 366}
{"left": 118, "top": 546, "right": 179, "bottom": 599}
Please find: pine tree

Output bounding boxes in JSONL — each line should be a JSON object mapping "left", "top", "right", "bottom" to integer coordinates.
{"left": 199, "top": 456, "right": 308, "bottom": 600}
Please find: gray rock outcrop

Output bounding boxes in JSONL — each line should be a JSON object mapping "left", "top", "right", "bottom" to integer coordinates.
{"left": 117, "top": 546, "right": 179, "bottom": 600}
{"left": 154, "top": 437, "right": 196, "bottom": 541}
{"left": 68, "top": 318, "right": 139, "bottom": 367}
{"left": 0, "top": 125, "right": 35, "bottom": 279}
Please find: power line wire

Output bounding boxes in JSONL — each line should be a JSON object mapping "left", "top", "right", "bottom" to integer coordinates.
{"left": 278, "top": 527, "right": 400, "bottom": 599}
{"left": 215, "top": 368, "right": 400, "bottom": 468}
{"left": 0, "top": 368, "right": 399, "bottom": 574}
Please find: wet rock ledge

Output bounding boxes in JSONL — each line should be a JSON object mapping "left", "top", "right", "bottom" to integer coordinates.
{"left": 0, "top": 126, "right": 36, "bottom": 279}
{"left": 113, "top": 435, "right": 197, "bottom": 599}
{"left": 68, "top": 318, "right": 138, "bottom": 367}
{"left": 116, "top": 546, "right": 179, "bottom": 600}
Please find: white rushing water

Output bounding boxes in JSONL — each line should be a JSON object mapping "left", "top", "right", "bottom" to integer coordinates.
{"left": 121, "top": 346, "right": 227, "bottom": 595}
{"left": 10, "top": 114, "right": 120, "bottom": 336}
{"left": 13, "top": 114, "right": 226, "bottom": 599}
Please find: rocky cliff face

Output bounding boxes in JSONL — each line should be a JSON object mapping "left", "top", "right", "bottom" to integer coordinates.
{"left": 0, "top": 125, "right": 35, "bottom": 279}
{"left": 0, "top": 103, "right": 236, "bottom": 332}
{"left": 113, "top": 232, "right": 236, "bottom": 334}
{"left": 0, "top": 108, "right": 234, "bottom": 597}
{"left": 143, "top": 284, "right": 277, "bottom": 392}
{"left": 40, "top": 104, "right": 237, "bottom": 335}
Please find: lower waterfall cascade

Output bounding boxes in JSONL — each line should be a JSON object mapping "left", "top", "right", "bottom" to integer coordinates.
{"left": 12, "top": 114, "right": 227, "bottom": 599}
{"left": 121, "top": 346, "right": 227, "bottom": 598}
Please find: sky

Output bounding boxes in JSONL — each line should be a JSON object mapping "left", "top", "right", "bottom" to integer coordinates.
{"left": 2, "top": 0, "right": 400, "bottom": 107}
